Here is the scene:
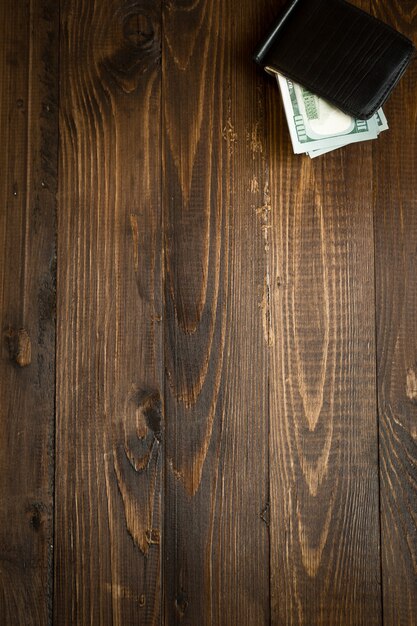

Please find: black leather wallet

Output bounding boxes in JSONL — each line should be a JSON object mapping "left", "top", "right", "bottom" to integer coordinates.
{"left": 254, "top": 0, "right": 415, "bottom": 119}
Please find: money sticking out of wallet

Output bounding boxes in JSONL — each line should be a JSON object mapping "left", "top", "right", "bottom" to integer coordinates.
{"left": 275, "top": 73, "right": 388, "bottom": 157}
{"left": 254, "top": 0, "right": 415, "bottom": 158}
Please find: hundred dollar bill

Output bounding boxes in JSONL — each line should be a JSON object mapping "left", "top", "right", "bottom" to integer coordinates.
{"left": 375, "top": 108, "right": 389, "bottom": 133}
{"left": 276, "top": 74, "right": 379, "bottom": 154}
{"left": 308, "top": 108, "right": 389, "bottom": 158}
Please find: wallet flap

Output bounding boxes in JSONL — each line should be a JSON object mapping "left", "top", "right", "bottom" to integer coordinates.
{"left": 254, "top": 0, "right": 415, "bottom": 119}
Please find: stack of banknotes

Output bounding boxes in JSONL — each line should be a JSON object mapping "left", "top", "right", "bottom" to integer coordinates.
{"left": 276, "top": 73, "right": 388, "bottom": 158}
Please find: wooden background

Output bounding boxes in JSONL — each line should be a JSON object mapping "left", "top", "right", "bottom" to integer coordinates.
{"left": 0, "top": 0, "right": 416, "bottom": 623}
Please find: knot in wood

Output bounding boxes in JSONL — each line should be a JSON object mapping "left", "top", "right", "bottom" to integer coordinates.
{"left": 133, "top": 387, "right": 163, "bottom": 441}
{"left": 100, "top": 5, "right": 161, "bottom": 93}
{"left": 123, "top": 12, "right": 154, "bottom": 49}
{"left": 6, "top": 327, "right": 32, "bottom": 367}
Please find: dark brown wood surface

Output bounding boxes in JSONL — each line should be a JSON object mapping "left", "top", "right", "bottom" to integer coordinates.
{"left": 162, "top": 1, "right": 270, "bottom": 623}
{"left": 0, "top": 0, "right": 58, "bottom": 623}
{"left": 372, "top": 2, "right": 417, "bottom": 624}
{"left": 0, "top": 0, "right": 416, "bottom": 624}
{"left": 266, "top": 74, "right": 382, "bottom": 626}
{"left": 55, "top": 1, "right": 162, "bottom": 623}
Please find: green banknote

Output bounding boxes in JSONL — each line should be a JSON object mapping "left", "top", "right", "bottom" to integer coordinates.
{"left": 308, "top": 108, "right": 388, "bottom": 157}
{"left": 276, "top": 74, "right": 387, "bottom": 157}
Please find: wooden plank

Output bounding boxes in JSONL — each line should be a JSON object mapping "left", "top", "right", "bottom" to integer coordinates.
{"left": 55, "top": 1, "right": 162, "bottom": 624}
{"left": 162, "top": 0, "right": 270, "bottom": 623}
{"left": 266, "top": 1, "right": 382, "bottom": 620}
{"left": 371, "top": 2, "right": 417, "bottom": 623}
{"left": 0, "top": 0, "right": 58, "bottom": 623}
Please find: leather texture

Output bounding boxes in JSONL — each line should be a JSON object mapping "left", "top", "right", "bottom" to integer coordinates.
{"left": 254, "top": 0, "right": 415, "bottom": 119}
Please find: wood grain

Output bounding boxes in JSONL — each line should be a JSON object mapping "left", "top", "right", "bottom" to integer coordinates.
{"left": 2, "top": 0, "right": 417, "bottom": 623}
{"left": 55, "top": 1, "right": 162, "bottom": 623}
{"left": 371, "top": 2, "right": 417, "bottom": 623}
{"left": 162, "top": 0, "right": 270, "bottom": 623}
{"left": 267, "top": 115, "right": 382, "bottom": 626}
{"left": 0, "top": 0, "right": 58, "bottom": 623}
{"left": 266, "top": 2, "right": 382, "bottom": 622}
